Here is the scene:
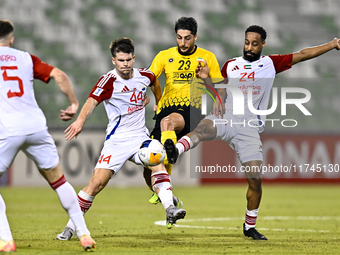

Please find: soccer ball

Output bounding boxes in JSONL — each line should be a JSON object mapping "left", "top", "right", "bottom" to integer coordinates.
{"left": 138, "top": 139, "right": 166, "bottom": 167}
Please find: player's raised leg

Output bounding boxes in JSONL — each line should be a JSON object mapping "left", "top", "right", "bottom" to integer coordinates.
{"left": 40, "top": 164, "right": 96, "bottom": 250}
{"left": 0, "top": 194, "right": 16, "bottom": 252}
{"left": 243, "top": 160, "right": 267, "bottom": 240}
{"left": 165, "top": 119, "right": 217, "bottom": 164}
{"left": 160, "top": 113, "right": 184, "bottom": 170}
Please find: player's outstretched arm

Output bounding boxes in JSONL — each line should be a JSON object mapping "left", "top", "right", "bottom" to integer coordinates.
{"left": 64, "top": 97, "right": 98, "bottom": 140}
{"left": 149, "top": 78, "right": 162, "bottom": 112}
{"left": 49, "top": 67, "right": 79, "bottom": 121}
{"left": 291, "top": 38, "right": 340, "bottom": 65}
{"left": 196, "top": 60, "right": 226, "bottom": 117}
{"left": 213, "top": 88, "right": 227, "bottom": 118}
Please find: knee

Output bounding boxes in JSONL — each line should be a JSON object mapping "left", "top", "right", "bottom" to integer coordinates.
{"left": 194, "top": 121, "right": 216, "bottom": 140}
{"left": 195, "top": 124, "right": 206, "bottom": 136}
{"left": 160, "top": 117, "right": 174, "bottom": 131}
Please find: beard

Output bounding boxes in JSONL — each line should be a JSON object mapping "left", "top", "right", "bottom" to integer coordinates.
{"left": 178, "top": 44, "right": 196, "bottom": 55}
{"left": 243, "top": 49, "right": 261, "bottom": 62}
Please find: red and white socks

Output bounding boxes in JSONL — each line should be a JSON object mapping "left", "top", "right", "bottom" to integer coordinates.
{"left": 64, "top": 190, "right": 94, "bottom": 234}
{"left": 77, "top": 190, "right": 94, "bottom": 214}
{"left": 50, "top": 176, "right": 91, "bottom": 237}
{"left": 244, "top": 208, "right": 259, "bottom": 230}
{"left": 151, "top": 171, "right": 173, "bottom": 209}
{"left": 176, "top": 136, "right": 193, "bottom": 156}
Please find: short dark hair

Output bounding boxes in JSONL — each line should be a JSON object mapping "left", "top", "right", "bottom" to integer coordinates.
{"left": 245, "top": 25, "right": 267, "bottom": 42}
{"left": 109, "top": 37, "right": 134, "bottom": 57}
{"left": 174, "top": 17, "right": 197, "bottom": 35}
{"left": 0, "top": 20, "right": 14, "bottom": 39}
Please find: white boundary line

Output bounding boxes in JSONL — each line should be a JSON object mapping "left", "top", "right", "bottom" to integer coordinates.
{"left": 154, "top": 216, "right": 340, "bottom": 233}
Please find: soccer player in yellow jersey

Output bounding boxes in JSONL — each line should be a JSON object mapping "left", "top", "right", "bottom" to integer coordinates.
{"left": 144, "top": 17, "right": 223, "bottom": 205}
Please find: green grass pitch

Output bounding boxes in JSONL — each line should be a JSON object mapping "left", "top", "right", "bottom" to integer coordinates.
{"left": 1, "top": 184, "right": 340, "bottom": 254}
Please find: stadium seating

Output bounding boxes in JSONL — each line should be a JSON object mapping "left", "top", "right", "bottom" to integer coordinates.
{"left": 0, "top": 0, "right": 339, "bottom": 132}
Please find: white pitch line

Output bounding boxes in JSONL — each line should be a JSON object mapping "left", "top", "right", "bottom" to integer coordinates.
{"left": 154, "top": 216, "right": 340, "bottom": 233}
{"left": 176, "top": 216, "right": 340, "bottom": 222}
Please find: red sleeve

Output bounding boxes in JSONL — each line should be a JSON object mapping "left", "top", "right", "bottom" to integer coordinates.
{"left": 88, "top": 75, "right": 116, "bottom": 104}
{"left": 268, "top": 54, "right": 293, "bottom": 74}
{"left": 221, "top": 59, "right": 237, "bottom": 78}
{"left": 30, "top": 54, "right": 54, "bottom": 83}
{"left": 139, "top": 68, "right": 156, "bottom": 86}
{"left": 220, "top": 59, "right": 236, "bottom": 84}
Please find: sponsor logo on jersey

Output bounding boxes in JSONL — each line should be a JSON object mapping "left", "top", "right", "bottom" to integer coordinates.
{"left": 168, "top": 58, "right": 174, "bottom": 63}
{"left": 128, "top": 105, "right": 144, "bottom": 113}
{"left": 231, "top": 65, "right": 239, "bottom": 71}
{"left": 93, "top": 88, "right": 104, "bottom": 96}
{"left": 173, "top": 71, "right": 194, "bottom": 84}
{"left": 258, "top": 62, "right": 264, "bottom": 67}
{"left": 244, "top": 65, "right": 251, "bottom": 69}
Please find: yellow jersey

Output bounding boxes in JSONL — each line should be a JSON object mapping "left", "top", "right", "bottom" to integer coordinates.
{"left": 149, "top": 46, "right": 223, "bottom": 113}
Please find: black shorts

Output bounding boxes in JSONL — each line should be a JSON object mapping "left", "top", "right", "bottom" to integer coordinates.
{"left": 150, "top": 106, "right": 204, "bottom": 141}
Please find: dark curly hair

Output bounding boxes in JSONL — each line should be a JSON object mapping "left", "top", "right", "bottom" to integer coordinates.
{"left": 174, "top": 17, "right": 197, "bottom": 35}
{"left": 245, "top": 25, "right": 267, "bottom": 42}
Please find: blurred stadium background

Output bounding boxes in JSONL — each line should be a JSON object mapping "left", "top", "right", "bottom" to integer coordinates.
{"left": 1, "top": 0, "right": 340, "bottom": 186}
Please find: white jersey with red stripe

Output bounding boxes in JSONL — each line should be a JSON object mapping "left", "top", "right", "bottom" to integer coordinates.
{"left": 221, "top": 54, "right": 293, "bottom": 132}
{"left": 89, "top": 68, "right": 156, "bottom": 139}
{"left": 0, "top": 46, "right": 54, "bottom": 139}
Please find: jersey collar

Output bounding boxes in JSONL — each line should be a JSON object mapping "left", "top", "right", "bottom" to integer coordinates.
{"left": 177, "top": 45, "right": 197, "bottom": 56}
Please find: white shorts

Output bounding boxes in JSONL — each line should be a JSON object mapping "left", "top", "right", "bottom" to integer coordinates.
{"left": 94, "top": 133, "right": 149, "bottom": 176}
{"left": 0, "top": 129, "right": 59, "bottom": 174}
{"left": 205, "top": 112, "right": 263, "bottom": 164}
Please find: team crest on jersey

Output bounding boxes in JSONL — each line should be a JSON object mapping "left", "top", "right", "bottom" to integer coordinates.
{"left": 142, "top": 86, "right": 146, "bottom": 91}
{"left": 168, "top": 58, "right": 174, "bottom": 63}
{"left": 258, "top": 62, "right": 264, "bottom": 67}
{"left": 93, "top": 88, "right": 104, "bottom": 96}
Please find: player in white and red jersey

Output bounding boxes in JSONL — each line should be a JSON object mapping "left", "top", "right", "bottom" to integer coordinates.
{"left": 56, "top": 38, "right": 186, "bottom": 241}
{"left": 164, "top": 25, "right": 340, "bottom": 240}
{"left": 0, "top": 20, "right": 95, "bottom": 251}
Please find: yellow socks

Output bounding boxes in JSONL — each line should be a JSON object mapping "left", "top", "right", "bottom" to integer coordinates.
{"left": 161, "top": 130, "right": 177, "bottom": 175}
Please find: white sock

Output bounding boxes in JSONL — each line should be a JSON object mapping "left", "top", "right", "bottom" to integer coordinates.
{"left": 65, "top": 190, "right": 95, "bottom": 233}
{"left": 244, "top": 208, "right": 259, "bottom": 230}
{"left": 176, "top": 136, "right": 193, "bottom": 156}
{"left": 152, "top": 171, "right": 173, "bottom": 209}
{"left": 55, "top": 182, "right": 91, "bottom": 238}
{"left": 0, "top": 195, "right": 13, "bottom": 242}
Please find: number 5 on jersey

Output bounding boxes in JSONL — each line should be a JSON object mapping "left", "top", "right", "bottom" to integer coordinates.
{"left": 1, "top": 66, "right": 24, "bottom": 98}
